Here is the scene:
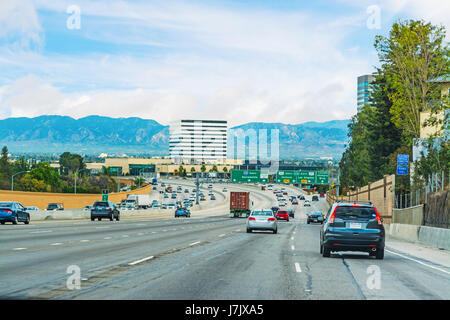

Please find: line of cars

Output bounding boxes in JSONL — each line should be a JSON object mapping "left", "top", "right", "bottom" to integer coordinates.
{"left": 0, "top": 201, "right": 68, "bottom": 225}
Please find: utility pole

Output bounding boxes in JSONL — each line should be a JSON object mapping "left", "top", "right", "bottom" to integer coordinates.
{"left": 336, "top": 168, "right": 340, "bottom": 198}
{"left": 195, "top": 172, "right": 200, "bottom": 205}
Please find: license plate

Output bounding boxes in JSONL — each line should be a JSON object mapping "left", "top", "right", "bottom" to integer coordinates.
{"left": 349, "top": 222, "right": 362, "bottom": 229}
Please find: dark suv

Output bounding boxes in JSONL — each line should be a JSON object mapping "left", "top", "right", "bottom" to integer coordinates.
{"left": 320, "top": 200, "right": 385, "bottom": 259}
{"left": 91, "top": 201, "right": 120, "bottom": 221}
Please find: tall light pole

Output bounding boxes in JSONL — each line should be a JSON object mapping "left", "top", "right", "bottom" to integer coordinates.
{"left": 138, "top": 168, "right": 146, "bottom": 189}
{"left": 11, "top": 171, "right": 30, "bottom": 191}
{"left": 74, "top": 168, "right": 89, "bottom": 194}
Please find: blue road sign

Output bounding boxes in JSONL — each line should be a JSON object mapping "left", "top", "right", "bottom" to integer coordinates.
{"left": 396, "top": 154, "right": 409, "bottom": 175}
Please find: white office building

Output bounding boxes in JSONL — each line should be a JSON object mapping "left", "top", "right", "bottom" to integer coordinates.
{"left": 169, "top": 120, "right": 228, "bottom": 164}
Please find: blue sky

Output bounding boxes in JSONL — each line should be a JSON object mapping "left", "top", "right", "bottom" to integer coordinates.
{"left": 0, "top": 0, "right": 449, "bottom": 126}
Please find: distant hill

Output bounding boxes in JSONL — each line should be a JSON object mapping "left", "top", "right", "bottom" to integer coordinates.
{"left": 0, "top": 115, "right": 350, "bottom": 159}
{"left": 228, "top": 120, "right": 350, "bottom": 159}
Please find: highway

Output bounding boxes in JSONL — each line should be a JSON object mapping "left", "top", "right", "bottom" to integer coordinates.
{"left": 1, "top": 183, "right": 449, "bottom": 300}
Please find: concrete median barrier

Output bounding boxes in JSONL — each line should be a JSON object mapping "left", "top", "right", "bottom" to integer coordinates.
{"left": 386, "top": 223, "right": 420, "bottom": 242}
{"left": 386, "top": 223, "right": 450, "bottom": 251}
{"left": 418, "top": 226, "right": 450, "bottom": 251}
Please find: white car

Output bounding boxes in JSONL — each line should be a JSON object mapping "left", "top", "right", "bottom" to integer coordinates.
{"left": 246, "top": 209, "right": 277, "bottom": 234}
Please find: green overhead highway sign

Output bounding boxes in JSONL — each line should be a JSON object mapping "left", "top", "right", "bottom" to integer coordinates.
{"left": 231, "top": 170, "right": 269, "bottom": 183}
{"left": 275, "top": 170, "right": 329, "bottom": 184}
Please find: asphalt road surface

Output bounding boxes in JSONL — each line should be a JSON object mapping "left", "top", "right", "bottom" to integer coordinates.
{"left": 1, "top": 185, "right": 449, "bottom": 300}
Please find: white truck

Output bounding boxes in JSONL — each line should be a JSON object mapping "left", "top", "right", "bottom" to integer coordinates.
{"left": 126, "top": 194, "right": 152, "bottom": 209}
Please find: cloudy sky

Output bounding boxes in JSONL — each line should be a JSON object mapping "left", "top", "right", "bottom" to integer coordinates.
{"left": 0, "top": 0, "right": 449, "bottom": 127}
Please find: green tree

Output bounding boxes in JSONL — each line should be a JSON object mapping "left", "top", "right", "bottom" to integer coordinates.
{"left": 201, "top": 165, "right": 206, "bottom": 172}
{"left": 59, "top": 152, "right": 86, "bottom": 175}
{"left": 375, "top": 20, "right": 450, "bottom": 141}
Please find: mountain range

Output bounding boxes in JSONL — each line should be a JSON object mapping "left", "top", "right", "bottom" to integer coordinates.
{"left": 0, "top": 116, "right": 350, "bottom": 159}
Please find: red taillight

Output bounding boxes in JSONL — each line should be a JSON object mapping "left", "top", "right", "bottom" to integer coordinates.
{"left": 268, "top": 217, "right": 275, "bottom": 221}
{"left": 248, "top": 217, "right": 255, "bottom": 221}
{"left": 106, "top": 207, "right": 111, "bottom": 211}
{"left": 374, "top": 207, "right": 382, "bottom": 225}
{"left": 333, "top": 243, "right": 341, "bottom": 246}
{"left": 329, "top": 207, "right": 337, "bottom": 224}
{"left": 351, "top": 204, "right": 360, "bottom": 207}
{"left": 3, "top": 209, "right": 12, "bottom": 214}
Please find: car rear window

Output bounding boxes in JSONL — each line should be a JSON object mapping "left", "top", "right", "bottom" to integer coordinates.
{"left": 277, "top": 211, "right": 288, "bottom": 214}
{"left": 94, "top": 202, "right": 109, "bottom": 207}
{"left": 252, "top": 211, "right": 273, "bottom": 216}
{"left": 335, "top": 206, "right": 376, "bottom": 219}
{"left": 0, "top": 202, "right": 13, "bottom": 208}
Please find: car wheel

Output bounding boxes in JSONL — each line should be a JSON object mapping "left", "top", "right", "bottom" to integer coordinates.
{"left": 116, "top": 215, "right": 120, "bottom": 221}
{"left": 320, "top": 244, "right": 323, "bottom": 254}
{"left": 1, "top": 221, "right": 5, "bottom": 225}
{"left": 99, "top": 218, "right": 102, "bottom": 221}
{"left": 376, "top": 248, "right": 384, "bottom": 260}
{"left": 273, "top": 228, "right": 277, "bottom": 234}
{"left": 247, "top": 228, "right": 252, "bottom": 233}
{"left": 91, "top": 217, "right": 94, "bottom": 221}
{"left": 24, "top": 215, "right": 30, "bottom": 225}
{"left": 307, "top": 221, "right": 310, "bottom": 224}
{"left": 322, "top": 247, "right": 331, "bottom": 257}
{"left": 110, "top": 214, "right": 114, "bottom": 221}
{"left": 12, "top": 215, "right": 18, "bottom": 225}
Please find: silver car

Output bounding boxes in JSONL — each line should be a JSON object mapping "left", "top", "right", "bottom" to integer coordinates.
{"left": 246, "top": 209, "right": 278, "bottom": 234}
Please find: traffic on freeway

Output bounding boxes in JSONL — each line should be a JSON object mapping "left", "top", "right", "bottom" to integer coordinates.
{"left": 1, "top": 180, "right": 449, "bottom": 302}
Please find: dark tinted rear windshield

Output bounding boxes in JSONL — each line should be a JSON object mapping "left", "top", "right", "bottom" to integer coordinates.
{"left": 252, "top": 211, "right": 273, "bottom": 216}
{"left": 0, "top": 202, "right": 13, "bottom": 208}
{"left": 94, "top": 202, "right": 109, "bottom": 207}
{"left": 335, "top": 206, "right": 376, "bottom": 219}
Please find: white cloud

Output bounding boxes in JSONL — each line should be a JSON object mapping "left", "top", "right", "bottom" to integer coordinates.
{"left": 0, "top": 0, "right": 43, "bottom": 48}
{"left": 0, "top": 0, "right": 410, "bottom": 125}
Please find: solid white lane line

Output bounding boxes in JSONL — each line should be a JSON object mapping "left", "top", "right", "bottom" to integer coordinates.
{"left": 128, "top": 256, "right": 154, "bottom": 266}
{"left": 385, "top": 249, "right": 450, "bottom": 275}
{"left": 80, "top": 240, "right": 90, "bottom": 242}
{"left": 189, "top": 241, "right": 201, "bottom": 246}
{"left": 295, "top": 263, "right": 302, "bottom": 273}
{"left": 95, "top": 226, "right": 110, "bottom": 229}
{"left": 291, "top": 245, "right": 295, "bottom": 250}
{"left": 104, "top": 237, "right": 112, "bottom": 240}
{"left": 138, "top": 233, "right": 144, "bottom": 236}
{"left": 13, "top": 248, "right": 27, "bottom": 251}
{"left": 51, "top": 243, "right": 63, "bottom": 246}
{"left": 219, "top": 234, "right": 226, "bottom": 237}
{"left": 122, "top": 235, "right": 129, "bottom": 237}
{"left": 30, "top": 230, "right": 52, "bottom": 234}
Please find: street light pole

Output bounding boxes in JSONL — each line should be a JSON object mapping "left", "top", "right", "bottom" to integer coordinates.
{"left": 11, "top": 171, "right": 30, "bottom": 191}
